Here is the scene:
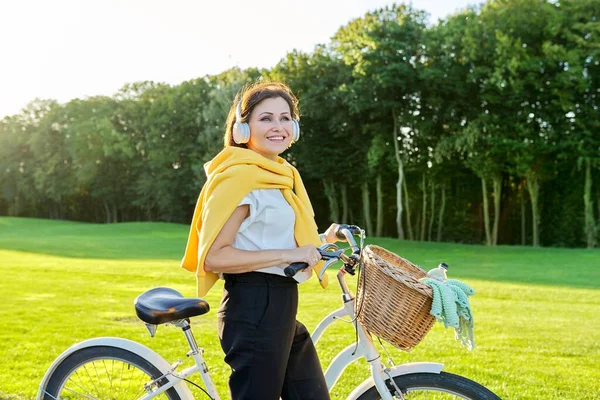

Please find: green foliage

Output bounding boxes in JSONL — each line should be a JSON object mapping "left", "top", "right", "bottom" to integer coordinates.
{"left": 0, "top": 0, "right": 598, "bottom": 247}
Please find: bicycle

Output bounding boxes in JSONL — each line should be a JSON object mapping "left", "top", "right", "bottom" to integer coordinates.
{"left": 38, "top": 224, "right": 501, "bottom": 399}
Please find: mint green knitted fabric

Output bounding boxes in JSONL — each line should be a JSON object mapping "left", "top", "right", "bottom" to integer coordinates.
{"left": 421, "top": 278, "right": 476, "bottom": 350}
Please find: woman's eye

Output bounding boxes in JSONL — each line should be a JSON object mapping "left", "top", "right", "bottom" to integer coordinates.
{"left": 259, "top": 116, "right": 289, "bottom": 122}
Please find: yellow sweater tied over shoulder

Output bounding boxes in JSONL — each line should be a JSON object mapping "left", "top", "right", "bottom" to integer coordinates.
{"left": 181, "top": 146, "right": 328, "bottom": 297}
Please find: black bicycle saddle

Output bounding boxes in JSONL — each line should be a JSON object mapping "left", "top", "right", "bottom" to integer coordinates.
{"left": 134, "top": 287, "right": 210, "bottom": 325}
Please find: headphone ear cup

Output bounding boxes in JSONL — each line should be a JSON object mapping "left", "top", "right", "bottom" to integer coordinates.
{"left": 292, "top": 119, "right": 300, "bottom": 142}
{"left": 233, "top": 122, "right": 250, "bottom": 144}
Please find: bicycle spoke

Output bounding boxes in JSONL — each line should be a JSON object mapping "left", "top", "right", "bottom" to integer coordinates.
{"left": 67, "top": 370, "right": 93, "bottom": 397}
{"left": 61, "top": 385, "right": 99, "bottom": 400}
{"left": 83, "top": 364, "right": 101, "bottom": 397}
{"left": 127, "top": 363, "right": 135, "bottom": 396}
{"left": 52, "top": 360, "right": 167, "bottom": 399}
{"left": 44, "top": 346, "right": 182, "bottom": 399}
{"left": 102, "top": 360, "right": 113, "bottom": 393}
{"left": 133, "top": 383, "right": 149, "bottom": 399}
{"left": 91, "top": 361, "right": 105, "bottom": 399}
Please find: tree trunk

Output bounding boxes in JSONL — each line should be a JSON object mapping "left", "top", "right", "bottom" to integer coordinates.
{"left": 93, "top": 201, "right": 99, "bottom": 223}
{"left": 481, "top": 177, "right": 492, "bottom": 245}
{"left": 57, "top": 197, "right": 63, "bottom": 220}
{"left": 341, "top": 183, "right": 349, "bottom": 223}
{"left": 376, "top": 173, "right": 384, "bottom": 237}
{"left": 403, "top": 176, "right": 414, "bottom": 240}
{"left": 13, "top": 193, "right": 20, "bottom": 216}
{"left": 526, "top": 170, "right": 540, "bottom": 247}
{"left": 420, "top": 173, "right": 427, "bottom": 241}
{"left": 597, "top": 191, "right": 600, "bottom": 231}
{"left": 323, "top": 180, "right": 340, "bottom": 223}
{"left": 521, "top": 188, "right": 526, "bottom": 246}
{"left": 492, "top": 175, "right": 502, "bottom": 246}
{"left": 437, "top": 184, "right": 446, "bottom": 242}
{"left": 584, "top": 159, "right": 597, "bottom": 248}
{"left": 428, "top": 181, "right": 435, "bottom": 242}
{"left": 597, "top": 190, "right": 600, "bottom": 236}
{"left": 392, "top": 110, "right": 405, "bottom": 239}
{"left": 362, "top": 182, "right": 373, "bottom": 236}
{"left": 103, "top": 200, "right": 111, "bottom": 223}
{"left": 597, "top": 189, "right": 600, "bottom": 228}
{"left": 112, "top": 202, "right": 118, "bottom": 223}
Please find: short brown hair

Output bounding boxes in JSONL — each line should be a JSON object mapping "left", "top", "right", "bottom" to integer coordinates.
{"left": 224, "top": 81, "right": 299, "bottom": 148}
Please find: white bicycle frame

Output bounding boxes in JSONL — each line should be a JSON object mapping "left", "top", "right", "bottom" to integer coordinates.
{"left": 38, "top": 271, "right": 442, "bottom": 400}
{"left": 38, "top": 230, "right": 443, "bottom": 400}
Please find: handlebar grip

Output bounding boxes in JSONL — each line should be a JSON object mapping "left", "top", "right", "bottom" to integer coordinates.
{"left": 335, "top": 224, "right": 351, "bottom": 240}
{"left": 284, "top": 262, "right": 309, "bottom": 277}
{"left": 335, "top": 224, "right": 361, "bottom": 240}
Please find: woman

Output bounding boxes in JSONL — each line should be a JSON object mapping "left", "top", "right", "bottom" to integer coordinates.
{"left": 181, "top": 81, "right": 341, "bottom": 399}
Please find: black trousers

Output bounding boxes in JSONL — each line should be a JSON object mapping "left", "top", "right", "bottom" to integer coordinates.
{"left": 217, "top": 272, "right": 330, "bottom": 400}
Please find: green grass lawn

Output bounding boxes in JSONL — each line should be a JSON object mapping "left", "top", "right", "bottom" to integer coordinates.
{"left": 0, "top": 217, "right": 599, "bottom": 399}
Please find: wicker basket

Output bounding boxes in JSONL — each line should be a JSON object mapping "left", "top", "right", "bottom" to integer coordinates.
{"left": 355, "top": 245, "right": 435, "bottom": 351}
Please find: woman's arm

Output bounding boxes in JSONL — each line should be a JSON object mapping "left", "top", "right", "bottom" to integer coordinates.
{"left": 204, "top": 205, "right": 321, "bottom": 274}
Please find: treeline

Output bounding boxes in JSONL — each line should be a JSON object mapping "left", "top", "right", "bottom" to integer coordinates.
{"left": 1, "top": 0, "right": 599, "bottom": 248}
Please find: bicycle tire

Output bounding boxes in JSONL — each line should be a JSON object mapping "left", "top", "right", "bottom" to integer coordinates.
{"left": 42, "top": 345, "right": 182, "bottom": 400}
{"left": 355, "top": 372, "right": 501, "bottom": 400}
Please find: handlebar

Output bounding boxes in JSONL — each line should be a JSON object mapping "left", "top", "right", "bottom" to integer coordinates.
{"left": 335, "top": 224, "right": 363, "bottom": 241}
{"left": 283, "top": 262, "right": 310, "bottom": 277}
{"left": 284, "top": 224, "right": 364, "bottom": 278}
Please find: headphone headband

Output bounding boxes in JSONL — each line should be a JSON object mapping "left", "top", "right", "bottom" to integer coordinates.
{"left": 236, "top": 100, "right": 243, "bottom": 122}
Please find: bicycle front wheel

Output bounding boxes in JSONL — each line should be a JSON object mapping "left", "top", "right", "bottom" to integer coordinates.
{"left": 356, "top": 372, "right": 501, "bottom": 400}
{"left": 42, "top": 345, "right": 182, "bottom": 400}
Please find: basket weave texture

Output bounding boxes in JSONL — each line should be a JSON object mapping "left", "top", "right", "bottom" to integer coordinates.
{"left": 356, "top": 245, "right": 435, "bottom": 351}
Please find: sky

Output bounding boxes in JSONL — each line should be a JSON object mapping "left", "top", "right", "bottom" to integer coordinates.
{"left": 0, "top": 0, "right": 478, "bottom": 119}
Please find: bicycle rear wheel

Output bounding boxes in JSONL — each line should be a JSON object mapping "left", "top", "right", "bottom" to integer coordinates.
{"left": 356, "top": 372, "right": 501, "bottom": 399}
{"left": 42, "top": 346, "right": 181, "bottom": 399}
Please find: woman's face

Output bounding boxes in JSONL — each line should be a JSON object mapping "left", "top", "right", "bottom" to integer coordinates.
{"left": 247, "top": 97, "right": 294, "bottom": 161}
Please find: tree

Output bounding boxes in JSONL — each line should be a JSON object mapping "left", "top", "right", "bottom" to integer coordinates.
{"left": 61, "top": 97, "right": 134, "bottom": 222}
{"left": 462, "top": 0, "right": 563, "bottom": 246}
{"left": 548, "top": 0, "right": 600, "bottom": 248}
{"left": 334, "top": 4, "right": 428, "bottom": 239}
{"left": 269, "top": 47, "right": 360, "bottom": 228}
{"left": 25, "top": 100, "right": 79, "bottom": 219}
{"left": 0, "top": 115, "right": 37, "bottom": 216}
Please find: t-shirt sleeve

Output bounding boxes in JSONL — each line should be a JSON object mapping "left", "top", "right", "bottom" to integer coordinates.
{"left": 237, "top": 191, "right": 256, "bottom": 233}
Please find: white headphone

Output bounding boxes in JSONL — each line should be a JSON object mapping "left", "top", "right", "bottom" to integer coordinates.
{"left": 232, "top": 100, "right": 301, "bottom": 144}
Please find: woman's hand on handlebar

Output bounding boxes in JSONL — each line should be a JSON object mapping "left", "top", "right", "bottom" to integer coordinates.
{"left": 282, "top": 245, "right": 321, "bottom": 268}
{"left": 323, "top": 223, "right": 348, "bottom": 243}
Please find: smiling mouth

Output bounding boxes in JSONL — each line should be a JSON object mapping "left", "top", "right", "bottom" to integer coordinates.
{"left": 267, "top": 136, "right": 285, "bottom": 142}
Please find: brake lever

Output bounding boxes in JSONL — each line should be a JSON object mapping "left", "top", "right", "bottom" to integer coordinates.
{"left": 318, "top": 244, "right": 344, "bottom": 259}
{"left": 318, "top": 243, "right": 340, "bottom": 252}
{"left": 318, "top": 258, "right": 339, "bottom": 281}
{"left": 316, "top": 244, "right": 344, "bottom": 281}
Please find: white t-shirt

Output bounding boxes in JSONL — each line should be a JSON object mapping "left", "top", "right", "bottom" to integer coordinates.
{"left": 232, "top": 189, "right": 312, "bottom": 283}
